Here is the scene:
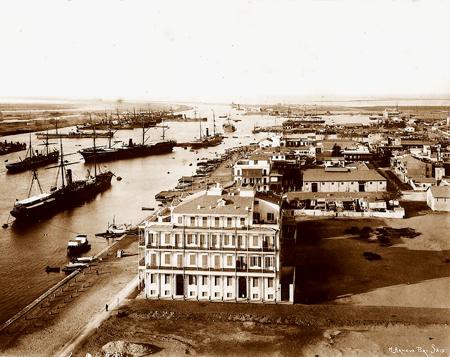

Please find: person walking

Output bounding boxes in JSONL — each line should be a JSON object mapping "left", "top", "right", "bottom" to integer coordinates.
{"left": 105, "top": 304, "right": 108, "bottom": 312}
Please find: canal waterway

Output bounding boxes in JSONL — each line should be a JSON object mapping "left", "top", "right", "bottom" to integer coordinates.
{"left": 0, "top": 103, "right": 276, "bottom": 323}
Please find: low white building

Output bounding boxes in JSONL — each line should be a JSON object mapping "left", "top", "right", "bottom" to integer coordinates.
{"left": 426, "top": 186, "right": 450, "bottom": 211}
{"left": 302, "top": 163, "right": 387, "bottom": 193}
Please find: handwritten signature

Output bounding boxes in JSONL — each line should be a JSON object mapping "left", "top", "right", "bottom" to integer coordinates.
{"left": 388, "top": 345, "right": 446, "bottom": 356}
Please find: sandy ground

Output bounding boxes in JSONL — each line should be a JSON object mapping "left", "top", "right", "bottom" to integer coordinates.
{"left": 75, "top": 299, "right": 450, "bottom": 356}
{"left": 331, "top": 212, "right": 450, "bottom": 309}
{"left": 304, "top": 324, "right": 449, "bottom": 357}
{"left": 0, "top": 236, "right": 138, "bottom": 357}
{"left": 286, "top": 209, "right": 449, "bottom": 305}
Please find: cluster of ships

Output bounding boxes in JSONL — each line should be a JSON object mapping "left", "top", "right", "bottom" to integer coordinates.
{"left": 3, "top": 109, "right": 234, "bottom": 225}
{"left": 0, "top": 140, "right": 26, "bottom": 155}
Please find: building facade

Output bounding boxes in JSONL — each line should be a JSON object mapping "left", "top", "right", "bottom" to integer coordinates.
{"left": 139, "top": 186, "right": 282, "bottom": 302}
{"left": 302, "top": 164, "right": 387, "bottom": 193}
{"left": 426, "top": 186, "right": 450, "bottom": 211}
{"left": 233, "top": 155, "right": 272, "bottom": 192}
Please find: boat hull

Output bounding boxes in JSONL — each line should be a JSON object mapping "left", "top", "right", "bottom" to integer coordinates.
{"left": 10, "top": 172, "right": 113, "bottom": 222}
{"left": 36, "top": 133, "right": 113, "bottom": 139}
{"left": 80, "top": 141, "right": 175, "bottom": 162}
{"left": 6, "top": 152, "right": 59, "bottom": 173}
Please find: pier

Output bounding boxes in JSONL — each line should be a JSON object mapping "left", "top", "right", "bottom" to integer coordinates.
{"left": 0, "top": 233, "right": 133, "bottom": 337}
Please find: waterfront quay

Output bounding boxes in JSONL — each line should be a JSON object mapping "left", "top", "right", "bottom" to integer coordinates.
{"left": 0, "top": 234, "right": 138, "bottom": 356}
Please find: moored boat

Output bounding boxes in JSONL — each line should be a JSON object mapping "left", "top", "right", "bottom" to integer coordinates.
{"left": 6, "top": 135, "right": 59, "bottom": 173}
{"left": 62, "top": 262, "right": 89, "bottom": 273}
{"left": 10, "top": 139, "right": 114, "bottom": 223}
{"left": 222, "top": 118, "right": 236, "bottom": 133}
{"left": 79, "top": 125, "right": 175, "bottom": 162}
{"left": 67, "top": 234, "right": 91, "bottom": 257}
{"left": 0, "top": 140, "right": 26, "bottom": 156}
{"left": 36, "top": 130, "right": 113, "bottom": 139}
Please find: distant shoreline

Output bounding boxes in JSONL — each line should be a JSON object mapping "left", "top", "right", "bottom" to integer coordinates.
{"left": 0, "top": 101, "right": 191, "bottom": 137}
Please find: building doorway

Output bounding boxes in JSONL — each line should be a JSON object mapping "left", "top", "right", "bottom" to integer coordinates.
{"left": 238, "top": 277, "right": 247, "bottom": 298}
{"left": 311, "top": 182, "right": 318, "bottom": 192}
{"left": 175, "top": 275, "right": 184, "bottom": 296}
{"left": 358, "top": 182, "right": 365, "bottom": 192}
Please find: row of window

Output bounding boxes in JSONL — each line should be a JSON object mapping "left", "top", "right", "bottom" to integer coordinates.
{"left": 147, "top": 232, "right": 276, "bottom": 249}
{"left": 177, "top": 216, "right": 247, "bottom": 227}
{"left": 305, "top": 181, "right": 384, "bottom": 185}
{"left": 152, "top": 274, "right": 274, "bottom": 288}
{"left": 151, "top": 290, "right": 273, "bottom": 300}
{"left": 147, "top": 252, "right": 275, "bottom": 269}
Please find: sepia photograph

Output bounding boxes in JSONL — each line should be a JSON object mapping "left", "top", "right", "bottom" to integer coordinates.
{"left": 0, "top": 0, "right": 449, "bottom": 356}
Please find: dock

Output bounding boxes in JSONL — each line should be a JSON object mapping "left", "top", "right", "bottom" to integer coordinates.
{"left": 0, "top": 234, "right": 128, "bottom": 334}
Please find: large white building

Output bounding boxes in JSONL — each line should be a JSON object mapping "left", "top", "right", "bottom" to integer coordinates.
{"left": 139, "top": 186, "right": 284, "bottom": 302}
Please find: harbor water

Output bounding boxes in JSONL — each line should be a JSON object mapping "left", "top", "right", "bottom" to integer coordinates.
{"left": 0, "top": 103, "right": 273, "bottom": 323}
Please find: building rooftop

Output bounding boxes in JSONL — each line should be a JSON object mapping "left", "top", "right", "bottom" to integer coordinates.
{"left": 410, "top": 176, "right": 436, "bottom": 184}
{"left": 172, "top": 192, "right": 254, "bottom": 216}
{"left": 321, "top": 139, "right": 357, "bottom": 151}
{"left": 401, "top": 139, "right": 435, "bottom": 146}
{"left": 248, "top": 154, "right": 271, "bottom": 161}
{"left": 303, "top": 164, "right": 386, "bottom": 182}
{"left": 429, "top": 186, "right": 450, "bottom": 198}
{"left": 316, "top": 153, "right": 344, "bottom": 160}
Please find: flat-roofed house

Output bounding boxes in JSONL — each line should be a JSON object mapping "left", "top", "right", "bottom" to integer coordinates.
{"left": 426, "top": 186, "right": 450, "bottom": 211}
{"left": 233, "top": 154, "right": 272, "bottom": 192}
{"left": 302, "top": 163, "right": 387, "bottom": 193}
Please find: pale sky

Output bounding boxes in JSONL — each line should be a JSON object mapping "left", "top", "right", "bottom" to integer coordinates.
{"left": 0, "top": 0, "right": 449, "bottom": 103}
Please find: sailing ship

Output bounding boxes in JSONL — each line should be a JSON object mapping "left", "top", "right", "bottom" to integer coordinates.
{"left": 77, "top": 108, "right": 163, "bottom": 130}
{"left": 189, "top": 111, "right": 223, "bottom": 149}
{"left": 36, "top": 129, "right": 113, "bottom": 139}
{"left": 79, "top": 123, "right": 175, "bottom": 163}
{"left": 222, "top": 117, "right": 236, "bottom": 133}
{"left": 10, "top": 138, "right": 113, "bottom": 222}
{"left": 0, "top": 140, "right": 26, "bottom": 156}
{"left": 5, "top": 134, "right": 59, "bottom": 173}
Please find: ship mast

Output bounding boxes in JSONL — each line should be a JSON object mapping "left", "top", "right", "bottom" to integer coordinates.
{"left": 27, "top": 169, "right": 43, "bottom": 197}
{"left": 59, "top": 137, "right": 65, "bottom": 188}
{"left": 29, "top": 134, "right": 33, "bottom": 159}
{"left": 93, "top": 124, "right": 97, "bottom": 177}
{"left": 212, "top": 110, "right": 216, "bottom": 136}
{"left": 45, "top": 131, "right": 49, "bottom": 155}
{"left": 142, "top": 114, "right": 145, "bottom": 145}
{"left": 198, "top": 111, "right": 202, "bottom": 140}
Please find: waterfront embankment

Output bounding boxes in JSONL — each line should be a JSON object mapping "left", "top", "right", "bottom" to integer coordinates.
{"left": 0, "top": 235, "right": 138, "bottom": 356}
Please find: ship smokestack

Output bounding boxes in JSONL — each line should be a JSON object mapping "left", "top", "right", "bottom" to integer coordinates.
{"left": 66, "top": 169, "right": 73, "bottom": 185}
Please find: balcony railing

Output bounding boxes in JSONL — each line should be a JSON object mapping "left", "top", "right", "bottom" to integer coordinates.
{"left": 145, "top": 245, "right": 276, "bottom": 252}
{"left": 144, "top": 264, "right": 275, "bottom": 274}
